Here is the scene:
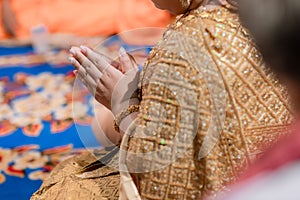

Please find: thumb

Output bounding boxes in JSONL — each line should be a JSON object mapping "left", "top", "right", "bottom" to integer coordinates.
{"left": 119, "top": 47, "right": 137, "bottom": 73}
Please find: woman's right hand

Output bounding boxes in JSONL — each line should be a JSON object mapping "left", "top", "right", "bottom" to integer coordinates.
{"left": 1, "top": 0, "right": 18, "bottom": 37}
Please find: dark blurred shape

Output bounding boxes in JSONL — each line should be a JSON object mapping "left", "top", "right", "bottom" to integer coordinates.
{"left": 239, "top": 0, "right": 300, "bottom": 84}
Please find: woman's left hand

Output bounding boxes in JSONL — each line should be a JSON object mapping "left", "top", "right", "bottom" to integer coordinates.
{"left": 69, "top": 46, "right": 140, "bottom": 116}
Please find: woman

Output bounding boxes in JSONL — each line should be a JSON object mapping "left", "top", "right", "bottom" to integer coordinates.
{"left": 32, "top": 0, "right": 292, "bottom": 199}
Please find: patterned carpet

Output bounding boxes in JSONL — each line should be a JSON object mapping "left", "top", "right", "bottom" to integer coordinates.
{"left": 0, "top": 37, "right": 152, "bottom": 200}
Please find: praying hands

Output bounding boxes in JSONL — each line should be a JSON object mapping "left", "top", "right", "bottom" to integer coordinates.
{"left": 69, "top": 46, "right": 140, "bottom": 117}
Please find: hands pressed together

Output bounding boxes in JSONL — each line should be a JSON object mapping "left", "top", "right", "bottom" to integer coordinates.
{"left": 69, "top": 45, "right": 140, "bottom": 117}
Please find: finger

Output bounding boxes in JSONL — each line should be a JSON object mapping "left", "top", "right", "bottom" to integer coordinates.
{"left": 75, "top": 62, "right": 87, "bottom": 78}
{"left": 81, "top": 46, "right": 111, "bottom": 63}
{"left": 78, "top": 67, "right": 97, "bottom": 90}
{"left": 100, "top": 67, "right": 123, "bottom": 88}
{"left": 69, "top": 56, "right": 83, "bottom": 70}
{"left": 80, "top": 45, "right": 122, "bottom": 72}
{"left": 73, "top": 70, "right": 78, "bottom": 75}
{"left": 119, "top": 47, "right": 137, "bottom": 73}
{"left": 70, "top": 50, "right": 102, "bottom": 81}
{"left": 84, "top": 61, "right": 102, "bottom": 81}
{"left": 77, "top": 71, "right": 96, "bottom": 95}
{"left": 86, "top": 74, "right": 97, "bottom": 89}
{"left": 81, "top": 46, "right": 121, "bottom": 71}
{"left": 85, "top": 74, "right": 97, "bottom": 95}
{"left": 71, "top": 57, "right": 98, "bottom": 92}
{"left": 111, "top": 60, "right": 122, "bottom": 71}
{"left": 75, "top": 66, "right": 99, "bottom": 96}
{"left": 79, "top": 45, "right": 112, "bottom": 73}
{"left": 70, "top": 47, "right": 96, "bottom": 71}
{"left": 76, "top": 72, "right": 88, "bottom": 87}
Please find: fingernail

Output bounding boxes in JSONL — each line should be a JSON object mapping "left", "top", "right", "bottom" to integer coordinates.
{"left": 80, "top": 45, "right": 88, "bottom": 53}
{"left": 73, "top": 70, "right": 78, "bottom": 75}
{"left": 119, "top": 47, "right": 127, "bottom": 57}
{"left": 69, "top": 48, "right": 76, "bottom": 56}
{"left": 69, "top": 57, "right": 75, "bottom": 63}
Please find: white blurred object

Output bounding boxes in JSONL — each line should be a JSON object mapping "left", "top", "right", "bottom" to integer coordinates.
{"left": 221, "top": 161, "right": 300, "bottom": 200}
{"left": 30, "top": 24, "right": 51, "bottom": 54}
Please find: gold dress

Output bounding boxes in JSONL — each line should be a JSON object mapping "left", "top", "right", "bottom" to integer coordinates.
{"left": 32, "top": 5, "right": 292, "bottom": 200}
{"left": 119, "top": 6, "right": 292, "bottom": 200}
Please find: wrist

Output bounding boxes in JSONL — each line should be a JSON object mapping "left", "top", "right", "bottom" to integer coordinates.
{"left": 119, "top": 112, "right": 138, "bottom": 133}
{"left": 113, "top": 104, "right": 139, "bottom": 133}
{"left": 111, "top": 98, "right": 140, "bottom": 117}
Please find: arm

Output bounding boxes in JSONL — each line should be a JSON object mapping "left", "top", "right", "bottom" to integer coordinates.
{"left": 91, "top": 104, "right": 122, "bottom": 147}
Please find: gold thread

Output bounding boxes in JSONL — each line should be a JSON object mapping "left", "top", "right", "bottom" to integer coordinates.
{"left": 114, "top": 105, "right": 140, "bottom": 132}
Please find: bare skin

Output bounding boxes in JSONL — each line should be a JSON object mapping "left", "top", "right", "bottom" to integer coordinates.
{"left": 70, "top": 45, "right": 138, "bottom": 145}
{"left": 92, "top": 104, "right": 122, "bottom": 146}
{"left": 150, "top": 0, "right": 221, "bottom": 15}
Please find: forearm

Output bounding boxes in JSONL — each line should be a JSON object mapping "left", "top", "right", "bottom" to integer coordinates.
{"left": 92, "top": 105, "right": 122, "bottom": 146}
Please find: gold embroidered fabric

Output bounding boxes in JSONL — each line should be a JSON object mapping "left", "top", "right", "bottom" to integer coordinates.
{"left": 120, "top": 6, "right": 292, "bottom": 200}
{"left": 31, "top": 148, "right": 120, "bottom": 200}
